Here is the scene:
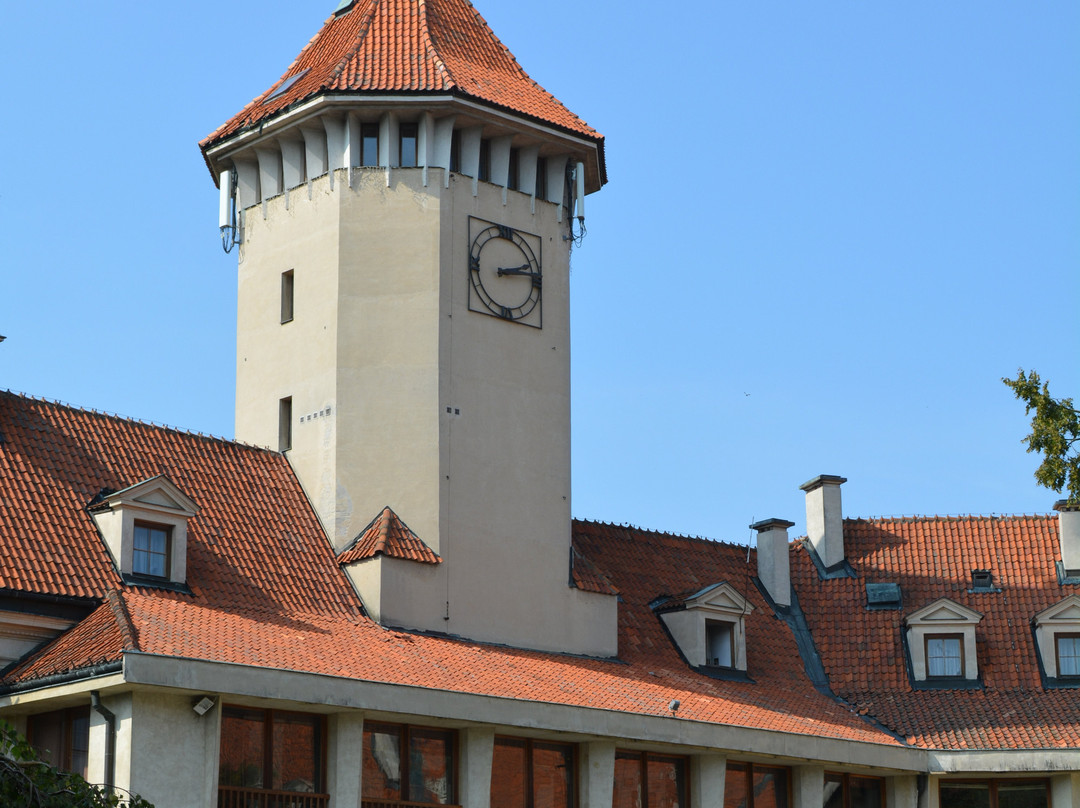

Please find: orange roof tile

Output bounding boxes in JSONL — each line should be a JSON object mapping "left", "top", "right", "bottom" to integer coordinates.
{"left": 201, "top": 0, "right": 601, "bottom": 151}
{"left": 338, "top": 505, "right": 440, "bottom": 564}
{"left": 794, "top": 516, "right": 1080, "bottom": 749}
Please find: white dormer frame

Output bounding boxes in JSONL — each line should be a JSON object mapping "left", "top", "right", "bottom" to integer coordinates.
{"left": 659, "top": 583, "right": 753, "bottom": 671}
{"left": 905, "top": 598, "right": 983, "bottom": 681}
{"left": 1034, "top": 595, "right": 1080, "bottom": 679}
{"left": 91, "top": 476, "right": 199, "bottom": 585}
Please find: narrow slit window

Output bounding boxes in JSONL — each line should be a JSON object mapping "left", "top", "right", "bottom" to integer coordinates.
{"left": 279, "top": 397, "right": 293, "bottom": 452}
{"left": 449, "top": 130, "right": 461, "bottom": 173}
{"left": 280, "top": 270, "right": 294, "bottom": 324}
{"left": 507, "top": 148, "right": 520, "bottom": 190}
{"left": 400, "top": 123, "right": 419, "bottom": 168}
{"left": 361, "top": 123, "right": 379, "bottom": 167}
{"left": 535, "top": 157, "right": 547, "bottom": 199}
{"left": 478, "top": 139, "right": 491, "bottom": 183}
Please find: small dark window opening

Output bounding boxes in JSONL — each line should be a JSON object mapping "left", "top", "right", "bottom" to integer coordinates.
{"left": 971, "top": 570, "right": 994, "bottom": 590}
{"left": 535, "top": 156, "right": 548, "bottom": 199}
{"left": 279, "top": 397, "right": 293, "bottom": 452}
{"left": 28, "top": 707, "right": 91, "bottom": 779}
{"left": 478, "top": 139, "right": 491, "bottom": 183}
{"left": 280, "top": 270, "right": 294, "bottom": 324}
{"left": 400, "top": 123, "right": 419, "bottom": 168}
{"left": 449, "top": 130, "right": 461, "bottom": 173}
{"left": 361, "top": 123, "right": 379, "bottom": 167}
{"left": 507, "top": 148, "right": 520, "bottom": 191}
{"left": 705, "top": 620, "right": 734, "bottom": 668}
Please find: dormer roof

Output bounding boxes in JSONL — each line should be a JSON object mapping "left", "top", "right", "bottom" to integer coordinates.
{"left": 200, "top": 0, "right": 602, "bottom": 155}
{"left": 92, "top": 475, "right": 200, "bottom": 519}
{"left": 338, "top": 506, "right": 440, "bottom": 565}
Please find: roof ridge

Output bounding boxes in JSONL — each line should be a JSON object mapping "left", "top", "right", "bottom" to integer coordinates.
{"left": 107, "top": 589, "right": 140, "bottom": 652}
{"left": 418, "top": 0, "right": 454, "bottom": 89}
{"left": 327, "top": 0, "right": 383, "bottom": 87}
{"left": 572, "top": 517, "right": 751, "bottom": 550}
{"left": 845, "top": 513, "right": 1056, "bottom": 522}
{"left": 1, "top": 389, "right": 271, "bottom": 453}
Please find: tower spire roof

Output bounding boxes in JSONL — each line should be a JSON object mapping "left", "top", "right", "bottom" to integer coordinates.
{"left": 201, "top": 0, "right": 601, "bottom": 152}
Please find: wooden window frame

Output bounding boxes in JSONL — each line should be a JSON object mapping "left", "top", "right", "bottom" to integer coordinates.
{"left": 219, "top": 706, "right": 327, "bottom": 796}
{"left": 938, "top": 778, "right": 1050, "bottom": 808}
{"left": 133, "top": 521, "right": 171, "bottom": 579}
{"left": 1055, "top": 632, "right": 1080, "bottom": 678}
{"left": 27, "top": 706, "right": 91, "bottom": 778}
{"left": 824, "top": 773, "right": 885, "bottom": 808}
{"left": 362, "top": 721, "right": 458, "bottom": 805}
{"left": 281, "top": 269, "right": 295, "bottom": 324}
{"left": 725, "top": 761, "right": 791, "bottom": 808}
{"left": 925, "top": 633, "right": 965, "bottom": 679}
{"left": 491, "top": 736, "right": 576, "bottom": 808}
{"left": 614, "top": 750, "right": 688, "bottom": 808}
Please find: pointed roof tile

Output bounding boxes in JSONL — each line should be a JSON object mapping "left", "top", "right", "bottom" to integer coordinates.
{"left": 338, "top": 506, "right": 441, "bottom": 564}
{"left": 201, "top": 0, "right": 600, "bottom": 151}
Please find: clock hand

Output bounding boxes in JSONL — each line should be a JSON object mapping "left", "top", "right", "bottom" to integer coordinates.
{"left": 497, "top": 264, "right": 539, "bottom": 277}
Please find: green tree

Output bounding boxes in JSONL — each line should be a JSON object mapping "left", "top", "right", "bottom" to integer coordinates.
{"left": 1003, "top": 369, "right": 1080, "bottom": 505}
{"left": 0, "top": 722, "right": 154, "bottom": 808}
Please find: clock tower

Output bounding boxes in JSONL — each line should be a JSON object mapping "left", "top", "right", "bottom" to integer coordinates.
{"left": 201, "top": 0, "right": 616, "bottom": 655}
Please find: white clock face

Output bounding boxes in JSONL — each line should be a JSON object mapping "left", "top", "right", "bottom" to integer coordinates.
{"left": 468, "top": 218, "right": 542, "bottom": 327}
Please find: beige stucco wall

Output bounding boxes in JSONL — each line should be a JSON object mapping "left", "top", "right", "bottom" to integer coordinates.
{"left": 234, "top": 166, "right": 616, "bottom": 656}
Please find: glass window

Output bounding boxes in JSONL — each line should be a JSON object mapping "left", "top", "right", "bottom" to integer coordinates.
{"left": 219, "top": 707, "right": 323, "bottom": 796}
{"left": 613, "top": 750, "right": 686, "bottom": 808}
{"left": 1056, "top": 634, "right": 1080, "bottom": 676}
{"left": 535, "top": 157, "right": 547, "bottom": 200}
{"left": 362, "top": 722, "right": 455, "bottom": 804}
{"left": 725, "top": 762, "right": 789, "bottom": 808}
{"left": 449, "top": 130, "right": 461, "bottom": 173}
{"left": 400, "top": 123, "right": 419, "bottom": 168}
{"left": 27, "top": 706, "right": 90, "bottom": 779}
{"left": 926, "top": 635, "right": 964, "bottom": 677}
{"left": 824, "top": 774, "right": 885, "bottom": 808}
{"left": 940, "top": 781, "right": 1048, "bottom": 808}
{"left": 491, "top": 737, "right": 574, "bottom": 808}
{"left": 479, "top": 139, "right": 491, "bottom": 183}
{"left": 706, "top": 621, "right": 734, "bottom": 668}
{"left": 507, "top": 148, "right": 519, "bottom": 191}
{"left": 362, "top": 123, "right": 379, "bottom": 167}
{"left": 281, "top": 269, "right": 294, "bottom": 324}
{"left": 133, "top": 522, "right": 170, "bottom": 578}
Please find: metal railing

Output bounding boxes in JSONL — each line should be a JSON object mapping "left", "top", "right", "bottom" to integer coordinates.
{"left": 218, "top": 786, "right": 329, "bottom": 808}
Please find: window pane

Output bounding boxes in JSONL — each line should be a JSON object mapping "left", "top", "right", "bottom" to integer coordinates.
{"left": 928, "top": 637, "right": 962, "bottom": 677}
{"left": 724, "top": 763, "right": 748, "bottom": 808}
{"left": 491, "top": 739, "right": 527, "bottom": 808}
{"left": 134, "top": 525, "right": 150, "bottom": 551}
{"left": 752, "top": 766, "right": 789, "bottom": 808}
{"left": 998, "top": 783, "right": 1049, "bottom": 808}
{"left": 612, "top": 754, "right": 642, "bottom": 808}
{"left": 363, "top": 725, "right": 403, "bottom": 799}
{"left": 707, "top": 622, "right": 733, "bottom": 667}
{"left": 408, "top": 728, "right": 454, "bottom": 804}
{"left": 70, "top": 710, "right": 90, "bottom": 779}
{"left": 850, "top": 776, "right": 884, "bottom": 808}
{"left": 823, "top": 776, "right": 843, "bottom": 808}
{"left": 272, "top": 713, "right": 318, "bottom": 793}
{"left": 400, "top": 124, "right": 418, "bottom": 168}
{"left": 532, "top": 742, "right": 573, "bottom": 808}
{"left": 362, "top": 124, "right": 379, "bottom": 167}
{"left": 939, "top": 783, "right": 991, "bottom": 808}
{"left": 646, "top": 756, "right": 686, "bottom": 808}
{"left": 1057, "top": 636, "right": 1080, "bottom": 676}
{"left": 220, "top": 709, "right": 265, "bottom": 788}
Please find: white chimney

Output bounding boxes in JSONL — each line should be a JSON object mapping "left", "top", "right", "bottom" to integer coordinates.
{"left": 800, "top": 475, "right": 847, "bottom": 570}
{"left": 1055, "top": 500, "right": 1080, "bottom": 575}
{"left": 753, "top": 518, "right": 794, "bottom": 607}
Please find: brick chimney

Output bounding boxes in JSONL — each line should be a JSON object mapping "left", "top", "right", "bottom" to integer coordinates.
{"left": 1055, "top": 500, "right": 1080, "bottom": 575}
{"left": 753, "top": 518, "right": 795, "bottom": 607}
{"left": 800, "top": 475, "right": 847, "bottom": 570}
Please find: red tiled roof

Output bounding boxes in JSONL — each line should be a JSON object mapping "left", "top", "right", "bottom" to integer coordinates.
{"left": 570, "top": 546, "right": 617, "bottom": 595}
{"left": 338, "top": 506, "right": 440, "bottom": 564}
{"left": 794, "top": 516, "right": 1080, "bottom": 749}
{"left": 201, "top": 0, "right": 600, "bottom": 151}
{"left": 0, "top": 394, "right": 892, "bottom": 744}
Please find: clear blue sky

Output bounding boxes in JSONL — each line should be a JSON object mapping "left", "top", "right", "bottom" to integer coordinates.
{"left": 3, "top": 1, "right": 1077, "bottom": 543}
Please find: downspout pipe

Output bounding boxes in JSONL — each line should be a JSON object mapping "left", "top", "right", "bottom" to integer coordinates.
{"left": 89, "top": 691, "right": 116, "bottom": 793}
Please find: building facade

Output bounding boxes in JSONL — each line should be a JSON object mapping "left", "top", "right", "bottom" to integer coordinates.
{"left": 2, "top": 2, "right": 1078, "bottom": 807}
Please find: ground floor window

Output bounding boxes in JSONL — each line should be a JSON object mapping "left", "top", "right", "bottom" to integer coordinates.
{"left": 490, "top": 737, "right": 574, "bottom": 808}
{"left": 218, "top": 706, "right": 325, "bottom": 807}
{"left": 613, "top": 750, "right": 687, "bottom": 808}
{"left": 824, "top": 773, "right": 884, "bottom": 808}
{"left": 27, "top": 706, "right": 90, "bottom": 779}
{"left": 724, "top": 762, "right": 789, "bottom": 808}
{"left": 362, "top": 721, "right": 455, "bottom": 804}
{"left": 939, "top": 780, "right": 1049, "bottom": 808}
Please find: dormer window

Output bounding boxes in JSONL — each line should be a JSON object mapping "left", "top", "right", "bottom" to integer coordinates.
{"left": 905, "top": 598, "right": 982, "bottom": 685}
{"left": 90, "top": 475, "right": 198, "bottom": 587}
{"left": 654, "top": 582, "right": 753, "bottom": 677}
{"left": 970, "top": 569, "right": 997, "bottom": 592}
{"left": 1034, "top": 595, "right": 1080, "bottom": 684}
